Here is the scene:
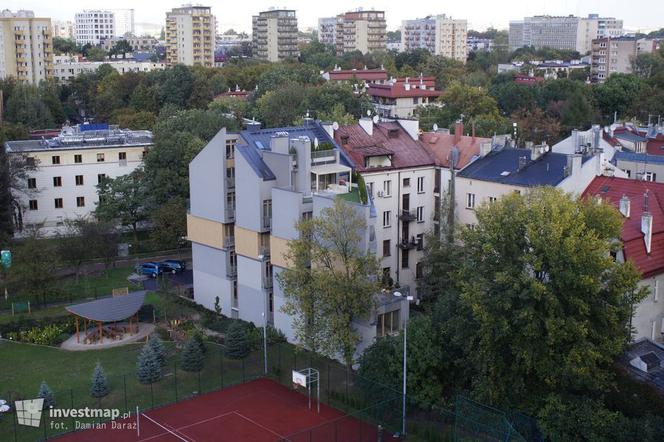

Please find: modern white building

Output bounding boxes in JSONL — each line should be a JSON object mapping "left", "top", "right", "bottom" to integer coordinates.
{"left": 5, "top": 123, "right": 153, "bottom": 236}
{"left": 52, "top": 55, "right": 165, "bottom": 83}
{"left": 74, "top": 10, "right": 115, "bottom": 46}
{"left": 113, "top": 9, "right": 135, "bottom": 37}
{"left": 165, "top": 5, "right": 215, "bottom": 67}
{"left": 0, "top": 10, "right": 53, "bottom": 84}
{"left": 317, "top": 17, "right": 336, "bottom": 46}
{"left": 401, "top": 15, "right": 467, "bottom": 62}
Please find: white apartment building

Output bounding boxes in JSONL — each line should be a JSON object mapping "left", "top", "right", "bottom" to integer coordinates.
{"left": 165, "top": 5, "right": 215, "bottom": 67}
{"left": 187, "top": 121, "right": 410, "bottom": 359}
{"left": 335, "top": 10, "right": 387, "bottom": 55}
{"left": 113, "top": 9, "right": 135, "bottom": 37}
{"left": 5, "top": 124, "right": 153, "bottom": 236}
{"left": 75, "top": 10, "right": 115, "bottom": 46}
{"left": 318, "top": 17, "right": 337, "bottom": 46}
{"left": 52, "top": 20, "right": 74, "bottom": 40}
{"left": 252, "top": 9, "right": 299, "bottom": 62}
{"left": 401, "top": 15, "right": 468, "bottom": 62}
{"left": 0, "top": 10, "right": 53, "bottom": 84}
{"left": 52, "top": 55, "right": 165, "bottom": 83}
{"left": 509, "top": 14, "right": 624, "bottom": 54}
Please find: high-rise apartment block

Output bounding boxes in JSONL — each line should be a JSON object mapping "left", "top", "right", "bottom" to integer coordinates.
{"left": 509, "top": 14, "right": 624, "bottom": 54}
{"left": 318, "top": 17, "right": 337, "bottom": 46}
{"left": 113, "top": 9, "right": 135, "bottom": 37}
{"left": 165, "top": 5, "right": 215, "bottom": 67}
{"left": 591, "top": 37, "right": 659, "bottom": 82}
{"left": 74, "top": 10, "right": 115, "bottom": 45}
{"left": 401, "top": 15, "right": 467, "bottom": 62}
{"left": 335, "top": 10, "right": 386, "bottom": 55}
{"left": 252, "top": 9, "right": 299, "bottom": 62}
{"left": 0, "top": 10, "right": 53, "bottom": 84}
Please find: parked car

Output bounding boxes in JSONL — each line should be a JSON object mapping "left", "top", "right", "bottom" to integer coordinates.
{"left": 135, "top": 262, "right": 162, "bottom": 278}
{"left": 159, "top": 259, "right": 186, "bottom": 274}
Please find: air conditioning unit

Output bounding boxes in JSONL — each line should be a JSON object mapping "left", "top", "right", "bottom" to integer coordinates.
{"left": 377, "top": 190, "right": 385, "bottom": 197}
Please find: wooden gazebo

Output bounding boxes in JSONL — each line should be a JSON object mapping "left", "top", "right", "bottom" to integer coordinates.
{"left": 65, "top": 291, "right": 146, "bottom": 344}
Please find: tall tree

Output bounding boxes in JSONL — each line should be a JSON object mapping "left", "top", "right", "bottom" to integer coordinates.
{"left": 95, "top": 169, "right": 148, "bottom": 241}
{"left": 7, "top": 228, "right": 58, "bottom": 304}
{"left": 180, "top": 336, "right": 204, "bottom": 372}
{"left": 148, "top": 334, "right": 167, "bottom": 368}
{"left": 90, "top": 362, "right": 109, "bottom": 399}
{"left": 136, "top": 342, "right": 162, "bottom": 384}
{"left": 225, "top": 321, "right": 250, "bottom": 359}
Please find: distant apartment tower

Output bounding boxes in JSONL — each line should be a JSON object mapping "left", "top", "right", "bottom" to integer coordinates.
{"left": 0, "top": 10, "right": 53, "bottom": 84}
{"left": 74, "top": 10, "right": 115, "bottom": 45}
{"left": 509, "top": 14, "right": 623, "bottom": 54}
{"left": 52, "top": 20, "right": 74, "bottom": 40}
{"left": 318, "top": 17, "right": 336, "bottom": 46}
{"left": 591, "top": 37, "right": 659, "bottom": 82}
{"left": 113, "top": 9, "right": 135, "bottom": 37}
{"left": 165, "top": 5, "right": 215, "bottom": 67}
{"left": 252, "top": 9, "right": 299, "bottom": 62}
{"left": 335, "top": 10, "right": 386, "bottom": 55}
{"left": 401, "top": 15, "right": 467, "bottom": 62}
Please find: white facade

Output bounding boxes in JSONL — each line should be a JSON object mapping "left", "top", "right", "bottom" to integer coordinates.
{"left": 0, "top": 10, "right": 53, "bottom": 84}
{"left": 52, "top": 20, "right": 74, "bottom": 40}
{"left": 75, "top": 10, "right": 115, "bottom": 45}
{"left": 113, "top": 9, "right": 135, "bottom": 37}
{"left": 52, "top": 55, "right": 165, "bottom": 83}
{"left": 401, "top": 15, "right": 467, "bottom": 62}
{"left": 318, "top": 17, "right": 336, "bottom": 46}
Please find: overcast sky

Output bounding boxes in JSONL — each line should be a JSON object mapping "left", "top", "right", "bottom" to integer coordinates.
{"left": 6, "top": 0, "right": 663, "bottom": 33}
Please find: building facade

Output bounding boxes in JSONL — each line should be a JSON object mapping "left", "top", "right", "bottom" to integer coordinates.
{"left": 0, "top": 10, "right": 53, "bottom": 84}
{"left": 335, "top": 10, "right": 386, "bottom": 55}
{"left": 52, "top": 55, "right": 165, "bottom": 83}
{"left": 591, "top": 37, "right": 658, "bottom": 82}
{"left": 52, "top": 20, "right": 74, "bottom": 40}
{"left": 401, "top": 15, "right": 467, "bottom": 62}
{"left": 317, "top": 17, "right": 336, "bottom": 46}
{"left": 5, "top": 123, "right": 153, "bottom": 236}
{"left": 368, "top": 76, "right": 442, "bottom": 119}
{"left": 101, "top": 35, "right": 160, "bottom": 52}
{"left": 74, "top": 10, "right": 115, "bottom": 45}
{"left": 252, "top": 9, "right": 299, "bottom": 62}
{"left": 165, "top": 5, "right": 215, "bottom": 67}
{"left": 113, "top": 9, "right": 135, "bottom": 37}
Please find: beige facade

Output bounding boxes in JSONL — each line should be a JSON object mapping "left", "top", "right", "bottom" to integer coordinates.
{"left": 0, "top": 10, "right": 53, "bottom": 84}
{"left": 591, "top": 37, "right": 658, "bottom": 82}
{"left": 335, "top": 10, "right": 386, "bottom": 55}
{"left": 186, "top": 213, "right": 228, "bottom": 250}
{"left": 165, "top": 5, "right": 214, "bottom": 67}
{"left": 252, "top": 9, "right": 298, "bottom": 62}
{"left": 401, "top": 15, "right": 467, "bottom": 62}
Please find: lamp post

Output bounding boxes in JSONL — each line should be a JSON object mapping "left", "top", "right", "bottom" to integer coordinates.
{"left": 262, "top": 311, "right": 268, "bottom": 374}
{"left": 401, "top": 295, "right": 414, "bottom": 437}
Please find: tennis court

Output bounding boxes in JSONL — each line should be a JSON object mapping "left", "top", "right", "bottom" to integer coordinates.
{"left": 55, "top": 378, "right": 390, "bottom": 442}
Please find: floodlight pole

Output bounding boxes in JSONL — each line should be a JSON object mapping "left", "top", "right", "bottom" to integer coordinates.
{"left": 402, "top": 318, "right": 407, "bottom": 436}
{"left": 262, "top": 312, "right": 268, "bottom": 374}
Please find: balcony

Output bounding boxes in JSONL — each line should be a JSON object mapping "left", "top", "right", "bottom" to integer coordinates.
{"left": 398, "top": 210, "right": 417, "bottom": 222}
{"left": 224, "top": 236, "right": 235, "bottom": 249}
{"left": 311, "top": 149, "right": 337, "bottom": 165}
{"left": 226, "top": 264, "right": 237, "bottom": 278}
{"left": 226, "top": 177, "right": 235, "bottom": 189}
{"left": 262, "top": 215, "right": 271, "bottom": 230}
{"left": 398, "top": 237, "right": 419, "bottom": 250}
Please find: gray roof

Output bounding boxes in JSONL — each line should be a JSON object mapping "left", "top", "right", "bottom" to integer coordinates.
{"left": 614, "top": 151, "right": 664, "bottom": 165}
{"left": 65, "top": 291, "right": 146, "bottom": 322}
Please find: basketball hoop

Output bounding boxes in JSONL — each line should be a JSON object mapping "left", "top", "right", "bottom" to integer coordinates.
{"left": 292, "top": 368, "right": 320, "bottom": 413}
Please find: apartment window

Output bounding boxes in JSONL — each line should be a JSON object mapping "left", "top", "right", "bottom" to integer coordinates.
{"left": 401, "top": 249, "right": 409, "bottom": 269}
{"left": 97, "top": 153, "right": 105, "bottom": 162}
{"left": 225, "top": 140, "right": 235, "bottom": 159}
{"left": 53, "top": 176, "right": 62, "bottom": 187}
{"left": 416, "top": 206, "right": 424, "bottom": 222}
{"left": 27, "top": 178, "right": 36, "bottom": 189}
{"left": 416, "top": 233, "right": 424, "bottom": 250}
{"left": 118, "top": 152, "right": 127, "bottom": 160}
{"left": 376, "top": 310, "right": 400, "bottom": 337}
{"left": 383, "top": 180, "right": 391, "bottom": 196}
{"left": 29, "top": 200, "right": 38, "bottom": 210}
{"left": 488, "top": 196, "right": 497, "bottom": 204}
{"left": 76, "top": 196, "right": 85, "bottom": 207}
{"left": 417, "top": 176, "right": 424, "bottom": 193}
{"left": 466, "top": 193, "right": 475, "bottom": 209}
{"left": 51, "top": 155, "right": 60, "bottom": 165}
{"left": 383, "top": 210, "right": 391, "bottom": 228}
{"left": 646, "top": 172, "right": 657, "bottom": 182}
{"left": 403, "top": 177, "right": 410, "bottom": 188}
{"left": 74, "top": 154, "right": 82, "bottom": 163}
{"left": 97, "top": 174, "right": 106, "bottom": 184}
{"left": 416, "top": 262, "right": 423, "bottom": 279}
{"left": 383, "top": 240, "right": 391, "bottom": 257}
{"left": 262, "top": 200, "right": 272, "bottom": 229}
{"left": 54, "top": 198, "right": 63, "bottom": 209}
{"left": 366, "top": 182, "right": 374, "bottom": 197}
{"left": 75, "top": 175, "right": 84, "bottom": 185}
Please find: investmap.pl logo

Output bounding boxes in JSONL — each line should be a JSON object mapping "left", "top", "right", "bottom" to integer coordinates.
{"left": 15, "top": 398, "right": 44, "bottom": 427}
{"left": 15, "top": 398, "right": 124, "bottom": 430}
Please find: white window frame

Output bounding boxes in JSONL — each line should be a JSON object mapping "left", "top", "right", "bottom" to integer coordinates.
{"left": 466, "top": 193, "right": 475, "bottom": 209}
{"left": 383, "top": 210, "right": 391, "bottom": 228}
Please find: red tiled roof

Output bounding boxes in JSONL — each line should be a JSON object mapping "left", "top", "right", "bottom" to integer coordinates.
{"left": 367, "top": 77, "right": 441, "bottom": 99}
{"left": 327, "top": 69, "right": 388, "bottom": 81}
{"left": 421, "top": 131, "right": 491, "bottom": 169}
{"left": 334, "top": 122, "right": 435, "bottom": 172}
{"left": 513, "top": 74, "right": 544, "bottom": 86}
{"left": 583, "top": 176, "right": 664, "bottom": 278}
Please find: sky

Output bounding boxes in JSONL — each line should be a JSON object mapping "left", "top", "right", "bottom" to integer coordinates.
{"left": 6, "top": 0, "right": 664, "bottom": 34}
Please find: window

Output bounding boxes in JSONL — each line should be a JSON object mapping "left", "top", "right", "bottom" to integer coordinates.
{"left": 75, "top": 175, "right": 84, "bottom": 185}
{"left": 118, "top": 152, "right": 126, "bottom": 160}
{"left": 366, "top": 182, "right": 374, "bottom": 197}
{"left": 96, "top": 153, "right": 105, "bottom": 162}
{"left": 416, "top": 206, "right": 424, "bottom": 222}
{"left": 646, "top": 172, "right": 657, "bottom": 182}
{"left": 51, "top": 155, "right": 60, "bottom": 165}
{"left": 401, "top": 249, "right": 409, "bottom": 268}
{"left": 383, "top": 240, "right": 391, "bottom": 257}
{"left": 417, "top": 176, "right": 424, "bottom": 193}
{"left": 489, "top": 196, "right": 497, "bottom": 203}
{"left": 225, "top": 140, "right": 235, "bottom": 159}
{"left": 29, "top": 200, "right": 38, "bottom": 210}
{"left": 412, "top": 97, "right": 419, "bottom": 105}
{"left": 54, "top": 198, "right": 63, "bottom": 209}
{"left": 27, "top": 178, "right": 36, "bottom": 189}
{"left": 74, "top": 154, "right": 82, "bottom": 163}
{"left": 383, "top": 210, "right": 391, "bottom": 228}
{"left": 76, "top": 196, "right": 85, "bottom": 207}
{"left": 383, "top": 180, "right": 391, "bottom": 196}
{"left": 403, "top": 177, "right": 410, "bottom": 188}
{"left": 416, "top": 233, "right": 424, "bottom": 250}
{"left": 53, "top": 176, "right": 62, "bottom": 187}
{"left": 376, "top": 310, "right": 400, "bottom": 337}
{"left": 625, "top": 170, "right": 631, "bottom": 178}
{"left": 416, "top": 262, "right": 423, "bottom": 279}
{"left": 97, "top": 174, "right": 106, "bottom": 184}
{"left": 466, "top": 193, "right": 475, "bottom": 209}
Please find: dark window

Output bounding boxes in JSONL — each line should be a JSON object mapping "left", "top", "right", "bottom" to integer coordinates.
{"left": 76, "top": 196, "right": 85, "bottom": 207}
{"left": 53, "top": 176, "right": 62, "bottom": 187}
{"left": 75, "top": 175, "right": 84, "bottom": 185}
{"left": 97, "top": 174, "right": 106, "bottom": 184}
{"left": 27, "top": 178, "right": 36, "bottom": 189}
{"left": 97, "top": 153, "right": 105, "bottom": 162}
{"left": 54, "top": 198, "right": 63, "bottom": 208}
{"left": 383, "top": 240, "right": 391, "bottom": 257}
{"left": 29, "top": 200, "right": 38, "bottom": 210}
{"left": 416, "top": 233, "right": 424, "bottom": 250}
{"left": 119, "top": 152, "right": 127, "bottom": 160}
{"left": 51, "top": 155, "right": 60, "bottom": 165}
{"left": 74, "top": 154, "right": 82, "bottom": 163}
{"left": 416, "top": 262, "right": 423, "bottom": 279}
{"left": 403, "top": 178, "right": 410, "bottom": 188}
{"left": 401, "top": 249, "right": 409, "bottom": 268}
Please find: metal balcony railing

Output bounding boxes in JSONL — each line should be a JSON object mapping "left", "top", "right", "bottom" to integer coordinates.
{"left": 398, "top": 210, "right": 417, "bottom": 222}
{"left": 226, "top": 265, "right": 237, "bottom": 278}
{"left": 398, "top": 237, "right": 419, "bottom": 250}
{"left": 262, "top": 215, "right": 271, "bottom": 230}
{"left": 224, "top": 236, "right": 235, "bottom": 248}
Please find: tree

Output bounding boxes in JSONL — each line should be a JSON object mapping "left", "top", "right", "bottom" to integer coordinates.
{"left": 593, "top": 74, "right": 647, "bottom": 123}
{"left": 90, "top": 362, "right": 109, "bottom": 398}
{"left": 57, "top": 217, "right": 119, "bottom": 281}
{"left": 148, "top": 334, "right": 167, "bottom": 368}
{"left": 149, "top": 197, "right": 187, "bottom": 250}
{"left": 180, "top": 336, "right": 204, "bottom": 372}
{"left": 86, "top": 47, "right": 107, "bottom": 62}
{"left": 38, "top": 381, "right": 55, "bottom": 409}
{"left": 225, "top": 321, "right": 250, "bottom": 359}
{"left": 53, "top": 37, "right": 77, "bottom": 55}
{"left": 457, "top": 188, "right": 647, "bottom": 409}
{"left": 278, "top": 198, "right": 380, "bottom": 368}
{"left": 4, "top": 83, "right": 54, "bottom": 128}
{"left": 0, "top": 143, "right": 13, "bottom": 242}
{"left": 7, "top": 228, "right": 58, "bottom": 304}
{"left": 191, "top": 330, "right": 206, "bottom": 354}
{"left": 109, "top": 40, "right": 133, "bottom": 58}
{"left": 256, "top": 83, "right": 307, "bottom": 127}
{"left": 136, "top": 342, "right": 162, "bottom": 384}
{"left": 95, "top": 168, "right": 148, "bottom": 241}
{"left": 512, "top": 107, "right": 562, "bottom": 145}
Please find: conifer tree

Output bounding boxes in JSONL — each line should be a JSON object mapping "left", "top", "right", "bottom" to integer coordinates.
{"left": 180, "top": 337, "right": 204, "bottom": 372}
{"left": 90, "top": 362, "right": 109, "bottom": 398}
{"left": 148, "top": 334, "right": 167, "bottom": 367}
{"left": 225, "top": 322, "right": 250, "bottom": 359}
{"left": 136, "top": 342, "right": 162, "bottom": 384}
{"left": 37, "top": 381, "right": 55, "bottom": 409}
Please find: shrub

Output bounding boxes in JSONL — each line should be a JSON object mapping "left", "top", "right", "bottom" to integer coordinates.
{"left": 38, "top": 381, "right": 55, "bottom": 409}
{"left": 7, "top": 322, "right": 72, "bottom": 346}
{"left": 180, "top": 337, "right": 204, "bottom": 372}
{"left": 136, "top": 343, "right": 162, "bottom": 384}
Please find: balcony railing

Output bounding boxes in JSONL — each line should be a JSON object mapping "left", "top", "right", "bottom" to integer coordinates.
{"left": 224, "top": 236, "right": 235, "bottom": 248}
{"left": 262, "top": 215, "right": 271, "bottom": 230}
{"left": 398, "top": 237, "right": 419, "bottom": 250}
{"left": 398, "top": 210, "right": 417, "bottom": 222}
{"left": 226, "top": 264, "right": 237, "bottom": 278}
{"left": 311, "top": 149, "right": 337, "bottom": 165}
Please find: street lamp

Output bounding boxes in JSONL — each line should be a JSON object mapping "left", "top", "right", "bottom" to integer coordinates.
{"left": 400, "top": 294, "right": 414, "bottom": 436}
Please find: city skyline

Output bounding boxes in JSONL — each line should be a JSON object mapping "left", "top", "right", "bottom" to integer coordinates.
{"left": 4, "top": 0, "right": 663, "bottom": 35}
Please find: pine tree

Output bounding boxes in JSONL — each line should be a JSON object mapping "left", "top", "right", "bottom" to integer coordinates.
{"left": 90, "top": 362, "right": 109, "bottom": 398}
{"left": 136, "top": 342, "right": 162, "bottom": 384}
{"left": 147, "top": 334, "right": 167, "bottom": 367}
{"left": 225, "top": 322, "right": 250, "bottom": 359}
{"left": 37, "top": 381, "right": 55, "bottom": 409}
{"left": 191, "top": 330, "right": 206, "bottom": 354}
{"left": 180, "top": 337, "right": 204, "bottom": 372}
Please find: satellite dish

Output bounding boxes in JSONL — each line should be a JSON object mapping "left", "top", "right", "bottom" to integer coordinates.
{"left": 432, "top": 123, "right": 439, "bottom": 131}
{"left": 366, "top": 109, "right": 372, "bottom": 116}
{"left": 332, "top": 121, "right": 339, "bottom": 131}
{"left": 394, "top": 291, "right": 403, "bottom": 297}
{"left": 372, "top": 115, "right": 379, "bottom": 124}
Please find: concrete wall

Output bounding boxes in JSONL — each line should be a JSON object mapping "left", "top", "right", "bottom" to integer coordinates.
{"left": 236, "top": 255, "right": 267, "bottom": 326}
{"left": 192, "top": 243, "right": 233, "bottom": 313}
{"left": 633, "top": 274, "right": 664, "bottom": 343}
{"left": 190, "top": 128, "right": 227, "bottom": 222}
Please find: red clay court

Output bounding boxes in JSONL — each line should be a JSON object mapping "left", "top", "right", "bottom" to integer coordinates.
{"left": 55, "top": 378, "right": 391, "bottom": 442}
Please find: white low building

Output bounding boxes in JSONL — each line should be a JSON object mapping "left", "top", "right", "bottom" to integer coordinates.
{"left": 52, "top": 55, "right": 165, "bottom": 83}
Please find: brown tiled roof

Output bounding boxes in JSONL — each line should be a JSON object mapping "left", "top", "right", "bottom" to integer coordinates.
{"left": 421, "top": 132, "right": 491, "bottom": 169}
{"left": 367, "top": 77, "right": 441, "bottom": 99}
{"left": 334, "top": 122, "right": 435, "bottom": 172}
{"left": 327, "top": 69, "right": 388, "bottom": 81}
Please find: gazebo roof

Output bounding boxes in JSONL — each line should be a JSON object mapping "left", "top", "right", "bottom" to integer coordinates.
{"left": 65, "top": 291, "right": 146, "bottom": 322}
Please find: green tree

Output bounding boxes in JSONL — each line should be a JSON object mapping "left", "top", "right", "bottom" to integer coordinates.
{"left": 7, "top": 229, "right": 58, "bottom": 304}
{"left": 136, "top": 342, "right": 162, "bottom": 384}
{"left": 149, "top": 197, "right": 187, "bottom": 250}
{"left": 148, "top": 334, "right": 167, "bottom": 368}
{"left": 90, "top": 362, "right": 109, "bottom": 398}
{"left": 225, "top": 321, "right": 250, "bottom": 359}
{"left": 191, "top": 330, "right": 207, "bottom": 354}
{"left": 95, "top": 169, "right": 148, "bottom": 241}
{"left": 109, "top": 40, "right": 133, "bottom": 58}
{"left": 180, "top": 336, "right": 204, "bottom": 372}
{"left": 5, "top": 83, "right": 54, "bottom": 128}
{"left": 593, "top": 74, "right": 647, "bottom": 123}
{"left": 53, "top": 37, "right": 77, "bottom": 55}
{"left": 86, "top": 46, "right": 107, "bottom": 62}
{"left": 278, "top": 198, "right": 379, "bottom": 368}
{"left": 37, "top": 381, "right": 55, "bottom": 409}
{"left": 256, "top": 83, "right": 307, "bottom": 127}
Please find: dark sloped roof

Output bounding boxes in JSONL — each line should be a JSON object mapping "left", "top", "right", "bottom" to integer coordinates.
{"left": 65, "top": 291, "right": 146, "bottom": 322}
{"left": 236, "top": 144, "right": 276, "bottom": 181}
{"left": 614, "top": 151, "right": 664, "bottom": 165}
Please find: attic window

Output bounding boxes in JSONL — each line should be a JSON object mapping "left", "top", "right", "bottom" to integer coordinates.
{"left": 340, "top": 135, "right": 350, "bottom": 145}
{"left": 500, "top": 171, "right": 510, "bottom": 176}
{"left": 600, "top": 185, "right": 610, "bottom": 193}
{"left": 388, "top": 128, "right": 399, "bottom": 139}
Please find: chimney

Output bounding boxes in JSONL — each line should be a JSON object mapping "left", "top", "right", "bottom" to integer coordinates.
{"left": 246, "top": 121, "right": 262, "bottom": 132}
{"left": 518, "top": 155, "right": 528, "bottom": 171}
{"left": 479, "top": 141, "right": 492, "bottom": 157}
{"left": 619, "top": 194, "right": 631, "bottom": 218}
{"left": 530, "top": 143, "right": 547, "bottom": 161}
{"left": 454, "top": 121, "right": 463, "bottom": 145}
{"left": 642, "top": 207, "right": 653, "bottom": 254}
{"left": 359, "top": 117, "right": 373, "bottom": 136}
{"left": 592, "top": 124, "right": 601, "bottom": 149}
{"left": 565, "top": 154, "right": 582, "bottom": 177}
{"left": 572, "top": 129, "right": 580, "bottom": 152}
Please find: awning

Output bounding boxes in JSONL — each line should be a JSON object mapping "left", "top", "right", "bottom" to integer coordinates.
{"left": 311, "top": 163, "right": 352, "bottom": 175}
{"left": 65, "top": 291, "right": 146, "bottom": 322}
